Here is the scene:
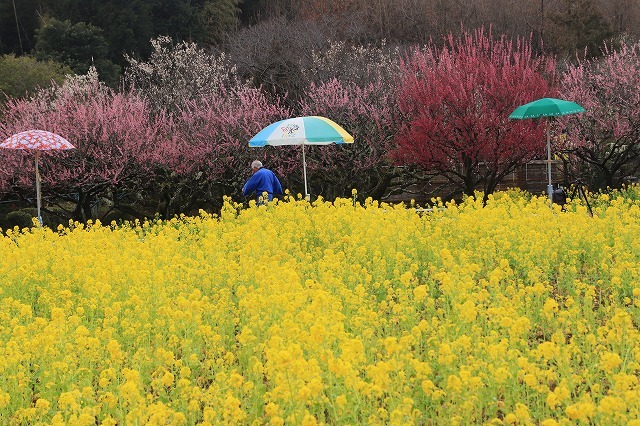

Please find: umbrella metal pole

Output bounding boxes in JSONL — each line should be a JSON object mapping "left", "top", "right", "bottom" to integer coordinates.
{"left": 35, "top": 151, "right": 43, "bottom": 226}
{"left": 302, "top": 143, "right": 309, "bottom": 201}
{"left": 546, "top": 120, "right": 553, "bottom": 203}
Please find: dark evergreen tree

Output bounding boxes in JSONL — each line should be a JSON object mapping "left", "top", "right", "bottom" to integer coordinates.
{"left": 200, "top": 0, "right": 243, "bottom": 44}
{"left": 547, "top": 0, "right": 616, "bottom": 57}
{"left": 237, "top": 0, "right": 263, "bottom": 24}
{"left": 37, "top": 0, "right": 218, "bottom": 62}
{"left": 34, "top": 18, "right": 120, "bottom": 86}
{"left": 0, "top": 0, "right": 39, "bottom": 54}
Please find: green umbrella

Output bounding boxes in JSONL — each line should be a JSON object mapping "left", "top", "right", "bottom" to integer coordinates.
{"left": 509, "top": 98, "right": 586, "bottom": 202}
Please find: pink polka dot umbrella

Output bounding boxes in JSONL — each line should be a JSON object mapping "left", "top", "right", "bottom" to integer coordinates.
{"left": 0, "top": 130, "right": 75, "bottom": 226}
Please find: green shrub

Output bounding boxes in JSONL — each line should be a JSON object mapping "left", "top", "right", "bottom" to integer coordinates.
{"left": 2, "top": 209, "right": 38, "bottom": 230}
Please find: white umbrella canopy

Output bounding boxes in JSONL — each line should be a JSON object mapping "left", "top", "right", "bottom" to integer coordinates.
{"left": 249, "top": 116, "right": 354, "bottom": 199}
{"left": 0, "top": 130, "right": 75, "bottom": 226}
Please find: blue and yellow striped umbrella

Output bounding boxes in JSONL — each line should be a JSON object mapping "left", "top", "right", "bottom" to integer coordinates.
{"left": 249, "top": 116, "right": 354, "bottom": 198}
{"left": 249, "top": 116, "right": 353, "bottom": 146}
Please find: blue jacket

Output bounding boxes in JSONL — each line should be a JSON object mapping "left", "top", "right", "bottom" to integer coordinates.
{"left": 242, "top": 168, "right": 283, "bottom": 201}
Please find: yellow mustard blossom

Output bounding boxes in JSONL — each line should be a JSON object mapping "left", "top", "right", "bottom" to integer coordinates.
{"left": 1, "top": 190, "right": 640, "bottom": 423}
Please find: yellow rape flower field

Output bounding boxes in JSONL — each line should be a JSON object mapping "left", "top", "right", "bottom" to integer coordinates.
{"left": 1, "top": 189, "right": 640, "bottom": 425}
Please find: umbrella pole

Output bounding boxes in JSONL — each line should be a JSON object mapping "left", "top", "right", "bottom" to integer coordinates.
{"left": 35, "top": 151, "right": 43, "bottom": 226}
{"left": 302, "top": 143, "right": 309, "bottom": 201}
{"left": 546, "top": 120, "right": 553, "bottom": 204}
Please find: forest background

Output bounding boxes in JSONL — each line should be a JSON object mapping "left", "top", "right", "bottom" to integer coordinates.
{"left": 0, "top": 0, "right": 639, "bottom": 226}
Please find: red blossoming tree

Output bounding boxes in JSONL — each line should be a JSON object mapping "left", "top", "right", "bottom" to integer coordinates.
{"left": 392, "top": 28, "right": 557, "bottom": 202}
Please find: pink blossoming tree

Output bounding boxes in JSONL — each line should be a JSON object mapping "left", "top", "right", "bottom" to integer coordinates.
{"left": 156, "top": 85, "right": 290, "bottom": 217}
{"left": 296, "top": 41, "right": 402, "bottom": 200}
{"left": 0, "top": 69, "right": 167, "bottom": 222}
{"left": 298, "top": 77, "right": 401, "bottom": 200}
{"left": 559, "top": 38, "right": 640, "bottom": 189}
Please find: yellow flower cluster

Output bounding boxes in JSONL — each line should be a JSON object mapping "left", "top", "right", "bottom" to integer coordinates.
{"left": 0, "top": 189, "right": 640, "bottom": 424}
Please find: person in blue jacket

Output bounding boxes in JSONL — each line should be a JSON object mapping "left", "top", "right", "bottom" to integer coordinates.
{"left": 242, "top": 160, "right": 283, "bottom": 203}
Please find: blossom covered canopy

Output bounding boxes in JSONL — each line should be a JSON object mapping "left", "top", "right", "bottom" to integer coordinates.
{"left": 1, "top": 130, "right": 75, "bottom": 150}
